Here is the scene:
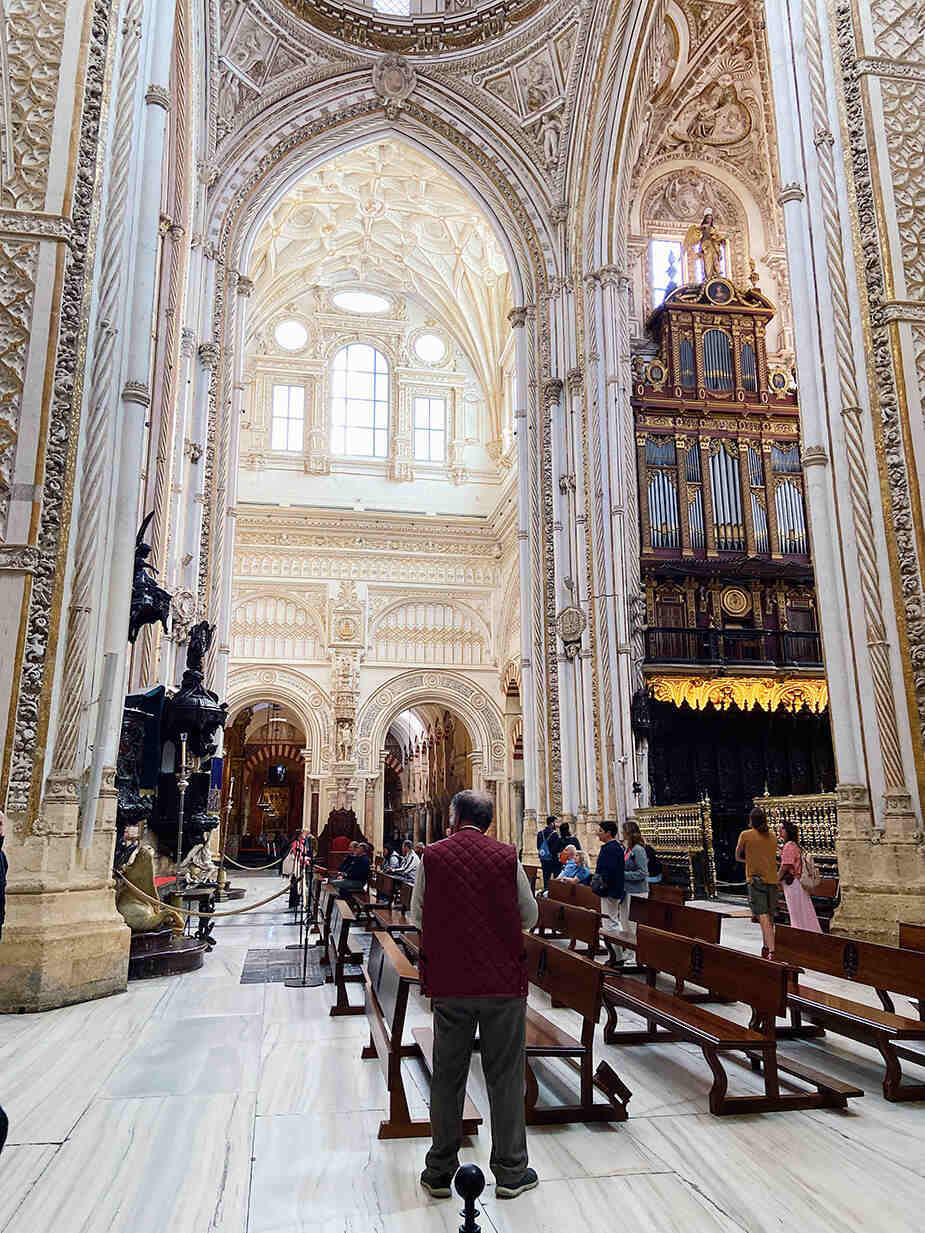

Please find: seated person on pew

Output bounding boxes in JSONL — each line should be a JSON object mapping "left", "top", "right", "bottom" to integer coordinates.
{"left": 557, "top": 847, "right": 592, "bottom": 885}
{"left": 330, "top": 842, "right": 371, "bottom": 897}
{"left": 410, "top": 789, "right": 539, "bottom": 1201}
{"left": 337, "top": 841, "right": 360, "bottom": 881}
{"left": 396, "top": 839, "right": 421, "bottom": 884}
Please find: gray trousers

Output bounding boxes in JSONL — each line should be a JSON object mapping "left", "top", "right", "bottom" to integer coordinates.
{"left": 425, "top": 996, "right": 528, "bottom": 1186}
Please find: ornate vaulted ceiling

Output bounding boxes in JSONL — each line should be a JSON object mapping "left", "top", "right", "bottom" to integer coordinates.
{"left": 248, "top": 139, "right": 512, "bottom": 425}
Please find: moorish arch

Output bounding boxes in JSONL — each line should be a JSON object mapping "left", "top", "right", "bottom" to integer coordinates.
{"left": 225, "top": 666, "right": 335, "bottom": 777}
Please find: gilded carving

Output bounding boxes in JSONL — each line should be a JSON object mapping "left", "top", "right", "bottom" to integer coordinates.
{"left": 648, "top": 674, "right": 829, "bottom": 714}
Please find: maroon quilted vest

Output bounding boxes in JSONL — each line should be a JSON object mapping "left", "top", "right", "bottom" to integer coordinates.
{"left": 419, "top": 827, "right": 527, "bottom": 999}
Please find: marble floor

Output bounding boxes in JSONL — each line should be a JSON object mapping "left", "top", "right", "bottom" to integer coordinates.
{"left": 2, "top": 874, "right": 925, "bottom": 1232}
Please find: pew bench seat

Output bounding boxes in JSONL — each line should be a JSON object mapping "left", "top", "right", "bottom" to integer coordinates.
{"left": 604, "top": 927, "right": 863, "bottom": 1116}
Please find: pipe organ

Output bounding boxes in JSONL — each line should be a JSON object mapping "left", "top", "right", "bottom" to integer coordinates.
{"left": 631, "top": 273, "right": 834, "bottom": 887}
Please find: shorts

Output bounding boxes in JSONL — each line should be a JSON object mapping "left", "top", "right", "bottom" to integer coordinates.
{"left": 748, "top": 876, "right": 778, "bottom": 917}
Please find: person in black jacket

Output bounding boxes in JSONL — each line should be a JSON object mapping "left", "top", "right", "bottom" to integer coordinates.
{"left": 537, "top": 816, "right": 558, "bottom": 889}
{"left": 592, "top": 820, "right": 624, "bottom": 936}
{"left": 331, "top": 843, "right": 370, "bottom": 898}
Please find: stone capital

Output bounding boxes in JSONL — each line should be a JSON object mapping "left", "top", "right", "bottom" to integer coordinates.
{"left": 145, "top": 84, "right": 170, "bottom": 111}
{"left": 508, "top": 306, "right": 528, "bottom": 329}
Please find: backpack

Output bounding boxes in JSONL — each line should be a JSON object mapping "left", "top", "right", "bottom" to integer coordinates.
{"left": 644, "top": 844, "right": 662, "bottom": 878}
{"left": 799, "top": 848, "right": 821, "bottom": 892}
{"left": 538, "top": 834, "right": 551, "bottom": 862}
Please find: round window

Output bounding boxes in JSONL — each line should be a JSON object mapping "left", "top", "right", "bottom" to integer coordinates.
{"left": 414, "top": 333, "right": 447, "bottom": 364}
{"left": 274, "top": 319, "right": 308, "bottom": 350}
{"left": 332, "top": 290, "right": 391, "bottom": 315}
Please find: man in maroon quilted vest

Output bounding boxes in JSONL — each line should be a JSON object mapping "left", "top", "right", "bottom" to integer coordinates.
{"left": 410, "top": 789, "right": 539, "bottom": 1200}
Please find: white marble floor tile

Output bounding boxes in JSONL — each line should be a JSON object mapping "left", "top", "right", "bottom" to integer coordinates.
{"left": 0, "top": 1026, "right": 132, "bottom": 1145}
{"left": 4, "top": 1094, "right": 254, "bottom": 1233}
{"left": 103, "top": 1012, "right": 262, "bottom": 1098}
{"left": 478, "top": 1174, "right": 742, "bottom": 1233}
{"left": 258, "top": 1038, "right": 424, "bottom": 1117}
{"left": 153, "top": 975, "right": 266, "bottom": 1019}
{"left": 626, "top": 1111, "right": 925, "bottom": 1233}
{"left": 0, "top": 1145, "right": 58, "bottom": 1231}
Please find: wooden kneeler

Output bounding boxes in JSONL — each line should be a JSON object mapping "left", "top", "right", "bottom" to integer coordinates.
{"left": 361, "top": 931, "right": 482, "bottom": 1140}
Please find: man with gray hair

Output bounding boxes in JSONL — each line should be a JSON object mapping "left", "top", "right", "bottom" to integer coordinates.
{"left": 410, "top": 789, "right": 539, "bottom": 1200}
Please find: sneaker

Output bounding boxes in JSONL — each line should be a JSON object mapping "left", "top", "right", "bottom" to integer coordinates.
{"left": 496, "top": 1169, "right": 539, "bottom": 1199}
{"left": 420, "top": 1172, "right": 453, "bottom": 1199}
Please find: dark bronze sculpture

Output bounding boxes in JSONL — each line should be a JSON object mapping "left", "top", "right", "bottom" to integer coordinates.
{"left": 129, "top": 512, "right": 173, "bottom": 644}
{"left": 169, "top": 620, "right": 228, "bottom": 761}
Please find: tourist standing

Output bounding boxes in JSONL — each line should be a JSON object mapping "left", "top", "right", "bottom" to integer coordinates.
{"left": 735, "top": 806, "right": 780, "bottom": 957}
{"left": 410, "top": 789, "right": 539, "bottom": 1200}
{"left": 591, "top": 821, "right": 624, "bottom": 924}
{"left": 619, "top": 821, "right": 649, "bottom": 933}
{"left": 778, "top": 819, "right": 821, "bottom": 933}
{"left": 537, "top": 816, "right": 558, "bottom": 889}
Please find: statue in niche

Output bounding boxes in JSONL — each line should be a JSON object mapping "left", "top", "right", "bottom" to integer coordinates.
{"left": 336, "top": 719, "right": 354, "bottom": 764}
{"left": 129, "top": 512, "right": 173, "bottom": 644}
{"left": 684, "top": 212, "right": 728, "bottom": 281}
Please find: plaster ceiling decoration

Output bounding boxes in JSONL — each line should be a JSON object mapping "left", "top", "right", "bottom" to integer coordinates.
{"left": 248, "top": 140, "right": 512, "bottom": 436}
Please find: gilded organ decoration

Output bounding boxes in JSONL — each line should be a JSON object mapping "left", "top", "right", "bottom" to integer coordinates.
{"left": 684, "top": 213, "right": 728, "bottom": 282}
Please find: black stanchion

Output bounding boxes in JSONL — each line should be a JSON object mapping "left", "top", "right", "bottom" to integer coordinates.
{"left": 284, "top": 855, "right": 316, "bottom": 988}
{"left": 454, "top": 1165, "right": 484, "bottom": 1233}
{"left": 286, "top": 850, "right": 305, "bottom": 951}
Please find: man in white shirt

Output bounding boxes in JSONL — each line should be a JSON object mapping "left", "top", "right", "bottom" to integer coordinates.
{"left": 397, "top": 839, "right": 420, "bottom": 883}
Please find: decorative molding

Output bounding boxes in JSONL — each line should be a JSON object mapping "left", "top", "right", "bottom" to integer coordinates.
{"left": 777, "top": 182, "right": 806, "bottom": 204}
{"left": 0, "top": 544, "right": 42, "bottom": 573}
{"left": 145, "top": 84, "right": 171, "bottom": 110}
{"left": 648, "top": 675, "right": 829, "bottom": 714}
{"left": 0, "top": 210, "right": 72, "bottom": 243}
{"left": 121, "top": 380, "right": 151, "bottom": 406}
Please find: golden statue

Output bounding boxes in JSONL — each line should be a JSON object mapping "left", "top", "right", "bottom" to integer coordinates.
{"left": 684, "top": 212, "right": 727, "bottom": 281}
{"left": 116, "top": 845, "right": 184, "bottom": 934}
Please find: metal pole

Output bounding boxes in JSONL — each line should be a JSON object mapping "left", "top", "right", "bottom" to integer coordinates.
{"left": 170, "top": 732, "right": 189, "bottom": 911}
{"left": 216, "top": 775, "right": 233, "bottom": 900}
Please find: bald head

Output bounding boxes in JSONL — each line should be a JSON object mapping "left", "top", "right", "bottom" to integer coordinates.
{"left": 449, "top": 789, "right": 494, "bottom": 832}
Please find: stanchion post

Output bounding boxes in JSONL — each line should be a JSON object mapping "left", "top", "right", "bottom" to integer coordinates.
{"left": 284, "top": 852, "right": 316, "bottom": 988}
{"left": 455, "top": 1165, "right": 484, "bottom": 1233}
{"left": 287, "top": 843, "right": 306, "bottom": 951}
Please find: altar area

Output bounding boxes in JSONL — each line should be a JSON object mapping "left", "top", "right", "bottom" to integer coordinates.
{"left": 1, "top": 873, "right": 922, "bottom": 1233}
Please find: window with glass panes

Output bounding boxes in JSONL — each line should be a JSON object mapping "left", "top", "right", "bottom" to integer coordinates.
{"left": 330, "top": 344, "right": 390, "bottom": 458}
{"left": 271, "top": 384, "right": 305, "bottom": 452}
{"left": 413, "top": 396, "right": 446, "bottom": 462}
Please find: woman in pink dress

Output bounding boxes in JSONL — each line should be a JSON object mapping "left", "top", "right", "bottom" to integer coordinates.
{"left": 778, "top": 819, "right": 821, "bottom": 932}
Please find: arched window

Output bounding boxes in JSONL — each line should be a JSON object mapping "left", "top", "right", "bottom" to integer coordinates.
{"left": 330, "top": 343, "right": 390, "bottom": 458}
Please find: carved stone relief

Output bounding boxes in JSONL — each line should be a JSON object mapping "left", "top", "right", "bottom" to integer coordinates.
{"left": 879, "top": 78, "right": 925, "bottom": 301}
{"left": 0, "top": 239, "right": 38, "bottom": 542}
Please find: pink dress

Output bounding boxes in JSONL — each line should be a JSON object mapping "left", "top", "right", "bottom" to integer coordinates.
{"left": 780, "top": 841, "right": 821, "bottom": 932}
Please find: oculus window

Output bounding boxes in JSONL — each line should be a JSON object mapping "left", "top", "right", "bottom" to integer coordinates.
{"left": 330, "top": 343, "right": 390, "bottom": 458}
{"left": 414, "top": 396, "right": 446, "bottom": 462}
{"left": 271, "top": 385, "right": 305, "bottom": 452}
{"left": 414, "top": 333, "right": 446, "bottom": 364}
{"left": 332, "top": 289, "right": 390, "bottom": 315}
{"left": 274, "top": 319, "right": 308, "bottom": 351}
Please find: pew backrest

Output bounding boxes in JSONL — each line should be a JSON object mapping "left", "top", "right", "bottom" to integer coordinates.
{"left": 899, "top": 922, "right": 925, "bottom": 953}
{"left": 367, "top": 930, "right": 419, "bottom": 1030}
{"left": 399, "top": 880, "right": 413, "bottom": 912}
{"left": 523, "top": 864, "right": 539, "bottom": 893}
{"left": 629, "top": 896, "right": 721, "bottom": 944}
{"left": 536, "top": 897, "right": 601, "bottom": 950}
{"left": 378, "top": 873, "right": 397, "bottom": 904}
{"left": 635, "top": 926, "right": 787, "bottom": 1019}
{"left": 775, "top": 925, "right": 925, "bottom": 1000}
{"left": 548, "top": 878, "right": 600, "bottom": 912}
{"left": 523, "top": 931, "right": 603, "bottom": 1022}
{"left": 330, "top": 898, "right": 356, "bottom": 959}
{"left": 649, "top": 883, "right": 686, "bottom": 906}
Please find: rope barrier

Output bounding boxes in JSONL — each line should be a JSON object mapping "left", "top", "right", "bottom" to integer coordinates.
{"left": 220, "top": 852, "right": 287, "bottom": 872}
{"left": 116, "top": 875, "right": 292, "bottom": 920}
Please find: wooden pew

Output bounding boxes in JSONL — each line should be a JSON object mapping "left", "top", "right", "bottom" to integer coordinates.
{"left": 548, "top": 878, "right": 600, "bottom": 912}
{"left": 601, "top": 896, "right": 722, "bottom": 977}
{"left": 316, "top": 881, "right": 337, "bottom": 965}
{"left": 523, "top": 864, "right": 539, "bottom": 894}
{"left": 603, "top": 926, "right": 862, "bottom": 1115}
{"left": 361, "top": 931, "right": 482, "bottom": 1140}
{"left": 649, "top": 883, "right": 686, "bottom": 906}
{"left": 521, "top": 933, "right": 630, "bottom": 1123}
{"left": 327, "top": 898, "right": 365, "bottom": 1016}
{"left": 898, "top": 923, "right": 925, "bottom": 1019}
{"left": 534, "top": 896, "right": 602, "bottom": 957}
{"left": 774, "top": 925, "right": 925, "bottom": 1100}
{"left": 371, "top": 878, "right": 417, "bottom": 935}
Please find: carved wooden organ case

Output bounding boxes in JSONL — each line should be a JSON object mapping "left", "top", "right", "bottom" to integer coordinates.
{"left": 631, "top": 277, "right": 818, "bottom": 664}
